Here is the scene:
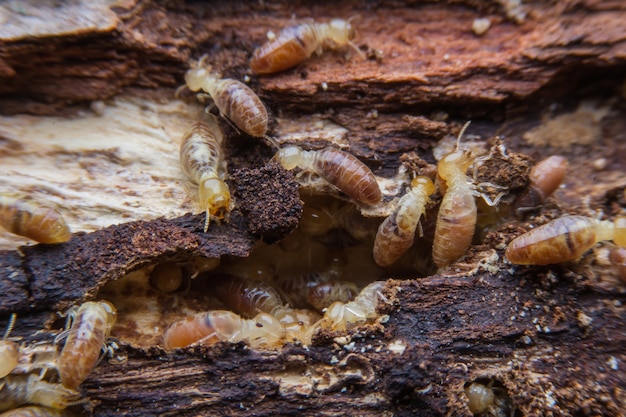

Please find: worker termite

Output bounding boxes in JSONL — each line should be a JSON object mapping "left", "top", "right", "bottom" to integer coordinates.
{"left": 250, "top": 18, "right": 365, "bottom": 74}
{"left": 0, "top": 406, "right": 68, "bottom": 417}
{"left": 0, "top": 375, "right": 81, "bottom": 412}
{"left": 373, "top": 176, "right": 435, "bottom": 267}
{"left": 513, "top": 155, "right": 568, "bottom": 216}
{"left": 57, "top": 301, "right": 117, "bottom": 390}
{"left": 0, "top": 196, "right": 71, "bottom": 244}
{"left": 273, "top": 146, "right": 382, "bottom": 206}
{"left": 162, "top": 310, "right": 283, "bottom": 350}
{"left": 306, "top": 281, "right": 359, "bottom": 312}
{"left": 179, "top": 121, "right": 231, "bottom": 232}
{"left": 298, "top": 198, "right": 377, "bottom": 244}
{"left": 432, "top": 122, "right": 479, "bottom": 267}
{"left": 505, "top": 215, "right": 626, "bottom": 265}
{"left": 320, "top": 281, "right": 386, "bottom": 331}
{"left": 209, "top": 274, "right": 318, "bottom": 336}
{"left": 184, "top": 55, "right": 269, "bottom": 137}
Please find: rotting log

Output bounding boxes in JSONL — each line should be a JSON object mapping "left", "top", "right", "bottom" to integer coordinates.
{"left": 0, "top": 0, "right": 625, "bottom": 416}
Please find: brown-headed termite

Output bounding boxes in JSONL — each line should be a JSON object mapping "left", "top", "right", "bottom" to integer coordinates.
{"left": 432, "top": 122, "right": 478, "bottom": 267}
{"left": 505, "top": 215, "right": 626, "bottom": 265}
{"left": 273, "top": 145, "right": 381, "bottom": 206}
{"left": 250, "top": 18, "right": 365, "bottom": 74}
{"left": 57, "top": 301, "right": 117, "bottom": 390}
{"left": 179, "top": 121, "right": 231, "bottom": 232}
{"left": 373, "top": 176, "right": 435, "bottom": 267}
{"left": 162, "top": 310, "right": 283, "bottom": 350}
{"left": 184, "top": 56, "right": 269, "bottom": 137}
{"left": 0, "top": 374, "right": 80, "bottom": 412}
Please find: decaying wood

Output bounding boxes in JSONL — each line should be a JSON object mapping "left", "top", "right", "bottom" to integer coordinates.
{"left": 0, "top": 0, "right": 625, "bottom": 416}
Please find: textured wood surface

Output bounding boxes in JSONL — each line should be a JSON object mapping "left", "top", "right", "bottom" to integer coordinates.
{"left": 0, "top": 1, "right": 625, "bottom": 416}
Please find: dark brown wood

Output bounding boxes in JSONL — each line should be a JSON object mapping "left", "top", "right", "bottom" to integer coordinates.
{"left": 0, "top": 1, "right": 625, "bottom": 416}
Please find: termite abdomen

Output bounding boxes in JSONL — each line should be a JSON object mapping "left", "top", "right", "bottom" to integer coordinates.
{"left": 209, "top": 274, "right": 284, "bottom": 319}
{"left": 0, "top": 197, "right": 70, "bottom": 244}
{"left": 58, "top": 301, "right": 117, "bottom": 390}
{"left": 306, "top": 281, "right": 359, "bottom": 312}
{"left": 274, "top": 146, "right": 381, "bottom": 206}
{"left": 250, "top": 19, "right": 362, "bottom": 75}
{"left": 505, "top": 215, "right": 624, "bottom": 265}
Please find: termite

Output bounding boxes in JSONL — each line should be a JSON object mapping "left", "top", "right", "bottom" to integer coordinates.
{"left": 210, "top": 274, "right": 317, "bottom": 336}
{"left": 505, "top": 215, "right": 626, "bottom": 265}
{"left": 320, "top": 281, "right": 386, "bottom": 331}
{"left": 273, "top": 146, "right": 382, "bottom": 206}
{"left": 306, "top": 281, "right": 359, "bottom": 312}
{"left": 57, "top": 301, "right": 117, "bottom": 390}
{"left": 513, "top": 155, "right": 568, "bottom": 216}
{"left": 0, "top": 375, "right": 80, "bottom": 412}
{"left": 0, "top": 314, "right": 18, "bottom": 379}
{"left": 373, "top": 176, "right": 435, "bottom": 267}
{"left": 184, "top": 55, "right": 269, "bottom": 137}
{"left": 250, "top": 18, "right": 365, "bottom": 74}
{"left": 179, "top": 121, "right": 231, "bottom": 232}
{"left": 299, "top": 199, "right": 377, "bottom": 243}
{"left": 0, "top": 196, "right": 70, "bottom": 244}
{"left": 162, "top": 310, "right": 283, "bottom": 350}
{"left": 432, "top": 122, "right": 478, "bottom": 267}
{"left": 0, "top": 406, "right": 69, "bottom": 417}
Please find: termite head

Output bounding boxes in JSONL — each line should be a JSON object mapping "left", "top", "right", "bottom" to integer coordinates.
{"left": 199, "top": 178, "right": 231, "bottom": 229}
{"left": 274, "top": 146, "right": 303, "bottom": 170}
{"left": 327, "top": 19, "right": 355, "bottom": 43}
{"left": 411, "top": 176, "right": 436, "bottom": 195}
{"left": 326, "top": 18, "right": 365, "bottom": 58}
{"left": 98, "top": 300, "right": 118, "bottom": 331}
{"left": 184, "top": 55, "right": 216, "bottom": 92}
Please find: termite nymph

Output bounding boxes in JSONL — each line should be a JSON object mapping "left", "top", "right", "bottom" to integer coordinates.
{"left": 432, "top": 122, "right": 478, "bottom": 267}
{"left": 210, "top": 274, "right": 318, "bottom": 337}
{"left": 250, "top": 18, "right": 365, "bottom": 74}
{"left": 373, "top": 176, "right": 435, "bottom": 267}
{"left": 273, "top": 145, "right": 382, "bottom": 206}
{"left": 57, "top": 301, "right": 117, "bottom": 390}
{"left": 0, "top": 196, "right": 71, "bottom": 244}
{"left": 184, "top": 55, "right": 269, "bottom": 137}
{"left": 0, "top": 375, "right": 81, "bottom": 412}
{"left": 319, "top": 281, "right": 387, "bottom": 331}
{"left": 0, "top": 314, "right": 18, "bottom": 379}
{"left": 505, "top": 215, "right": 626, "bottom": 265}
{"left": 179, "top": 121, "right": 231, "bottom": 232}
{"left": 305, "top": 281, "right": 359, "bottom": 312}
{"left": 162, "top": 310, "right": 283, "bottom": 350}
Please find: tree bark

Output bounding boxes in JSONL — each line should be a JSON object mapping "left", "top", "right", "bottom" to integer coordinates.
{"left": 0, "top": 1, "right": 625, "bottom": 416}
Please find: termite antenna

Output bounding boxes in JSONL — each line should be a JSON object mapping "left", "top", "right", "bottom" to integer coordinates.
{"left": 456, "top": 120, "right": 472, "bottom": 150}
{"left": 3, "top": 313, "right": 16, "bottom": 340}
{"left": 174, "top": 84, "right": 189, "bottom": 98}
{"left": 263, "top": 135, "right": 280, "bottom": 150}
{"left": 348, "top": 40, "right": 366, "bottom": 60}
